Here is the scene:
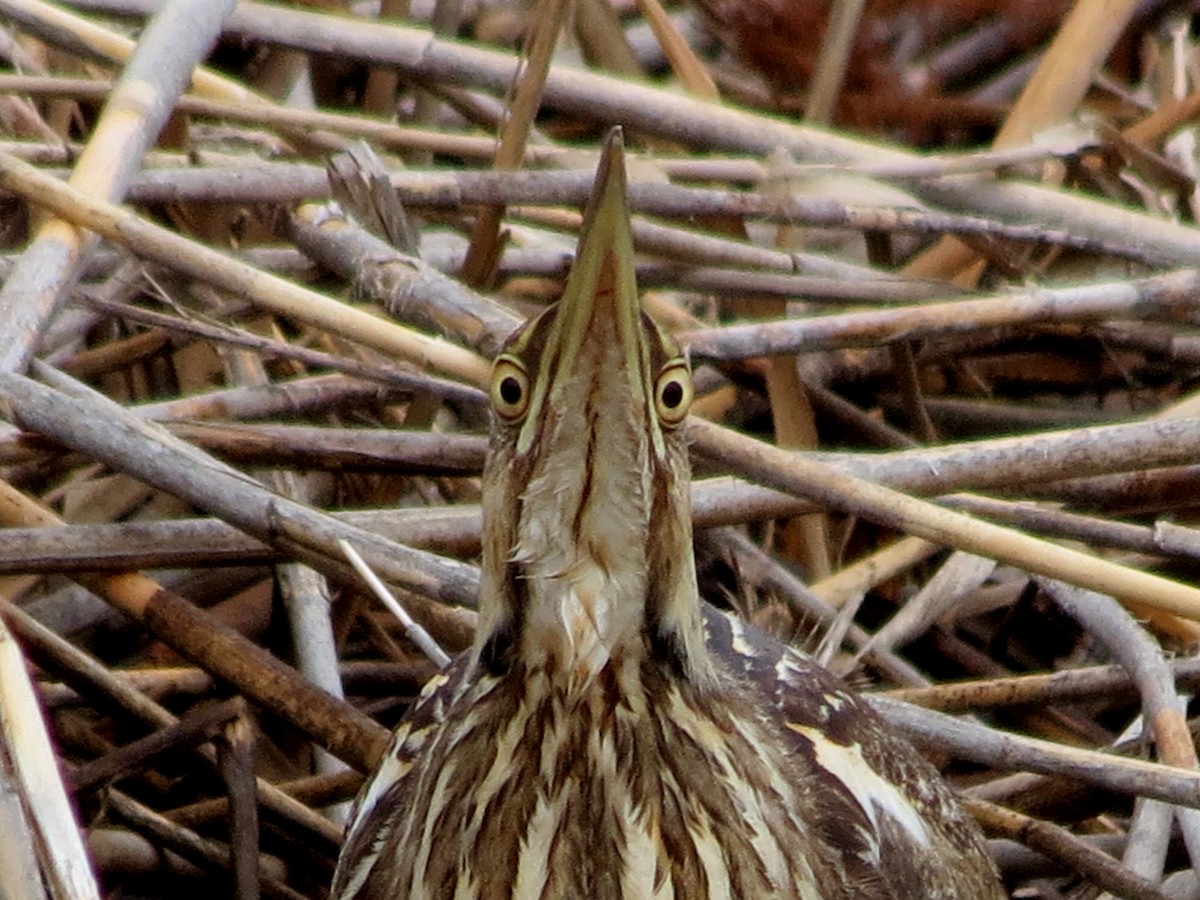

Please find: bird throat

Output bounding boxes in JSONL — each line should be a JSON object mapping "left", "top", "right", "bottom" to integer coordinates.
{"left": 509, "top": 336, "right": 654, "bottom": 689}
{"left": 521, "top": 556, "right": 642, "bottom": 689}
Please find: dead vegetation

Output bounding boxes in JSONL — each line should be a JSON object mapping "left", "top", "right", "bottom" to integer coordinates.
{"left": 3, "top": 0, "right": 1200, "bottom": 897}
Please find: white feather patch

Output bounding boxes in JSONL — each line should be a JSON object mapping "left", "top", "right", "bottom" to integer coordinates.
{"left": 790, "top": 724, "right": 931, "bottom": 849}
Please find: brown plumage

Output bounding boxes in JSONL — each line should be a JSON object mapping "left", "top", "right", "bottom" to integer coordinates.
{"left": 331, "top": 130, "right": 1005, "bottom": 900}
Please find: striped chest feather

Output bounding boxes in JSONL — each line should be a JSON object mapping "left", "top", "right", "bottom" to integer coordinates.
{"left": 333, "top": 609, "right": 1006, "bottom": 900}
{"left": 334, "top": 652, "right": 853, "bottom": 900}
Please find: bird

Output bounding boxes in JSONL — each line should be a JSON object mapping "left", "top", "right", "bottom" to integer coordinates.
{"left": 331, "top": 129, "right": 1006, "bottom": 900}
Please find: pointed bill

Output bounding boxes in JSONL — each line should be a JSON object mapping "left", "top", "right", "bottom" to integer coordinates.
{"left": 515, "top": 128, "right": 657, "bottom": 456}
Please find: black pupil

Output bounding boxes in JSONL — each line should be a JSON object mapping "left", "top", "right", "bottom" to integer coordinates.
{"left": 499, "top": 375, "right": 523, "bottom": 406}
{"left": 660, "top": 379, "right": 684, "bottom": 409}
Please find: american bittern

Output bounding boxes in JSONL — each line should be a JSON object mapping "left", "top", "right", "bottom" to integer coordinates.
{"left": 332, "top": 131, "right": 1005, "bottom": 899}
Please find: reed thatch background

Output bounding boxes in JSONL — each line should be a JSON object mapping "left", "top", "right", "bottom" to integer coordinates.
{"left": 3, "top": 0, "right": 1200, "bottom": 897}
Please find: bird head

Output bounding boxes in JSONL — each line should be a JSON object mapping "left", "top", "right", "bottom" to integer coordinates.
{"left": 475, "top": 130, "right": 712, "bottom": 690}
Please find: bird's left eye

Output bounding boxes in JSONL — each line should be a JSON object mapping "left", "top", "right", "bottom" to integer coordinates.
{"left": 654, "top": 362, "right": 692, "bottom": 426}
{"left": 490, "top": 356, "right": 531, "bottom": 421}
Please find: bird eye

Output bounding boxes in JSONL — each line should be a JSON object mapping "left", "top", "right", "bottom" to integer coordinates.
{"left": 654, "top": 362, "right": 692, "bottom": 426}
{"left": 490, "top": 356, "right": 531, "bottom": 421}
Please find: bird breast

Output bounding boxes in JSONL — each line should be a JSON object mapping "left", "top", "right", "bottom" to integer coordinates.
{"left": 355, "top": 655, "right": 834, "bottom": 899}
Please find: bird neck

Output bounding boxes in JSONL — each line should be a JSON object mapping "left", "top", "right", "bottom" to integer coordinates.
{"left": 475, "top": 450, "right": 715, "bottom": 691}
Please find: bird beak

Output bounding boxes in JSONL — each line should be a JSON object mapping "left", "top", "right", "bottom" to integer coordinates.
{"left": 515, "top": 128, "right": 654, "bottom": 458}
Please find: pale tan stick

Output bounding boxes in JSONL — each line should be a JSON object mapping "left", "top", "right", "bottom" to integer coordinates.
{"left": 0, "top": 0, "right": 259, "bottom": 101}
{"left": 691, "top": 417, "right": 1200, "bottom": 621}
{"left": 903, "top": 0, "right": 1146, "bottom": 281}
{"left": 0, "top": 74, "right": 560, "bottom": 162}
{"left": 994, "top": 0, "right": 1145, "bottom": 148}
{"left": 460, "top": 0, "right": 570, "bottom": 285}
{"left": 0, "top": 149, "right": 491, "bottom": 385}
{"left": 0, "top": 760, "right": 45, "bottom": 900}
{"left": 804, "top": 0, "right": 866, "bottom": 123}
{"left": 0, "top": 617, "right": 100, "bottom": 899}
{"left": 632, "top": 0, "right": 718, "bottom": 100}
{"left": 681, "top": 268, "right": 1200, "bottom": 361}
{"left": 808, "top": 536, "right": 939, "bottom": 609}
{"left": 362, "top": 0, "right": 411, "bottom": 114}
{"left": 0, "top": 600, "right": 343, "bottom": 846}
{"left": 200, "top": 1, "right": 1200, "bottom": 267}
{"left": 873, "top": 696, "right": 1200, "bottom": 810}
{"left": 880, "top": 659, "right": 1200, "bottom": 712}
{"left": 965, "top": 798, "right": 1172, "bottom": 900}
{"left": 0, "top": 467, "right": 392, "bottom": 774}
{"left": 1040, "top": 579, "right": 1200, "bottom": 875}
{"left": 0, "top": 0, "right": 238, "bottom": 374}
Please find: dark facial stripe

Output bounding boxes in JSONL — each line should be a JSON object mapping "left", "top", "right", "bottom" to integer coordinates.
{"left": 569, "top": 407, "right": 599, "bottom": 545}
{"left": 643, "top": 455, "right": 691, "bottom": 676}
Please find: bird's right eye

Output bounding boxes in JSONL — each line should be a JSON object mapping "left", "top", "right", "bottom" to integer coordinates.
{"left": 653, "top": 362, "right": 692, "bottom": 426}
{"left": 490, "top": 356, "right": 531, "bottom": 421}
